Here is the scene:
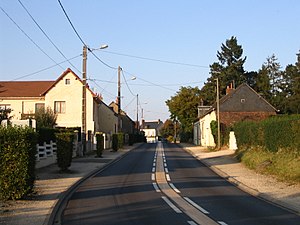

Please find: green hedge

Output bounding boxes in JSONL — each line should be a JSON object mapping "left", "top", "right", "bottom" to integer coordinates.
{"left": 37, "top": 127, "right": 56, "bottom": 145}
{"left": 0, "top": 126, "right": 37, "bottom": 200}
{"left": 234, "top": 115, "right": 300, "bottom": 152}
{"left": 112, "top": 134, "right": 118, "bottom": 151}
{"left": 95, "top": 133, "right": 104, "bottom": 157}
{"left": 55, "top": 132, "right": 74, "bottom": 171}
{"left": 117, "top": 133, "right": 124, "bottom": 149}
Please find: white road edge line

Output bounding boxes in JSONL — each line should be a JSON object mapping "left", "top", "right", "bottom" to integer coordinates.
{"left": 187, "top": 221, "right": 198, "bottom": 225}
{"left": 166, "top": 174, "right": 171, "bottom": 181}
{"left": 152, "top": 167, "right": 155, "bottom": 172}
{"left": 169, "top": 183, "right": 181, "bottom": 193}
{"left": 184, "top": 197, "right": 210, "bottom": 214}
{"left": 162, "top": 196, "right": 182, "bottom": 213}
{"left": 218, "top": 221, "right": 228, "bottom": 225}
{"left": 165, "top": 167, "right": 169, "bottom": 173}
{"left": 153, "top": 183, "right": 161, "bottom": 192}
{"left": 151, "top": 173, "right": 155, "bottom": 181}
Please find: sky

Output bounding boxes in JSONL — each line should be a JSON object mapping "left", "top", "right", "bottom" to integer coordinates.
{"left": 1, "top": 0, "right": 299, "bottom": 122}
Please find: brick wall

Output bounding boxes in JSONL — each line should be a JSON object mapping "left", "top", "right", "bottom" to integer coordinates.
{"left": 220, "top": 111, "right": 276, "bottom": 127}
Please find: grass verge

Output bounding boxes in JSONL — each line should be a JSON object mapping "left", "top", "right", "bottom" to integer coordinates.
{"left": 236, "top": 145, "right": 300, "bottom": 183}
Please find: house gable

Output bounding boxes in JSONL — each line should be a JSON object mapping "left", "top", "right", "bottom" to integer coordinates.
{"left": 220, "top": 83, "right": 277, "bottom": 113}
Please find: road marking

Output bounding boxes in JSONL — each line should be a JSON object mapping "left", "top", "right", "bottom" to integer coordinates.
{"left": 162, "top": 196, "right": 182, "bottom": 213}
{"left": 166, "top": 174, "right": 171, "bottom": 181}
{"left": 153, "top": 159, "right": 156, "bottom": 163}
{"left": 187, "top": 221, "right": 198, "bottom": 225}
{"left": 164, "top": 163, "right": 167, "bottom": 167}
{"left": 218, "top": 222, "right": 228, "bottom": 225}
{"left": 169, "top": 183, "right": 181, "bottom": 193}
{"left": 152, "top": 167, "right": 155, "bottom": 172}
{"left": 151, "top": 173, "right": 155, "bottom": 181}
{"left": 153, "top": 183, "right": 161, "bottom": 192}
{"left": 153, "top": 162, "right": 156, "bottom": 167}
{"left": 184, "top": 197, "right": 210, "bottom": 214}
{"left": 165, "top": 167, "right": 169, "bottom": 173}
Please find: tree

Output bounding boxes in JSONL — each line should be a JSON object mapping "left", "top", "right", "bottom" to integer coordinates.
{"left": 283, "top": 51, "right": 300, "bottom": 113}
{"left": 35, "top": 107, "right": 57, "bottom": 129}
{"left": 0, "top": 108, "right": 12, "bottom": 124}
{"left": 255, "top": 64, "right": 272, "bottom": 101}
{"left": 202, "top": 36, "right": 247, "bottom": 105}
{"left": 165, "top": 86, "right": 202, "bottom": 141}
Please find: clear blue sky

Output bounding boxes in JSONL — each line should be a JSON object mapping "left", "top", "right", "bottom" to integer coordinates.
{"left": 1, "top": 0, "right": 299, "bottom": 122}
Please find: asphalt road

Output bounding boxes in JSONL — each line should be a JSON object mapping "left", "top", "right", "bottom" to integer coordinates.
{"left": 60, "top": 142, "right": 300, "bottom": 225}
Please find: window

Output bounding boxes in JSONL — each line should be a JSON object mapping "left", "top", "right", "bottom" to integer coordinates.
{"left": 35, "top": 103, "right": 45, "bottom": 112}
{"left": 54, "top": 101, "right": 66, "bottom": 113}
{"left": 65, "top": 79, "right": 70, "bottom": 85}
{"left": 241, "top": 98, "right": 246, "bottom": 103}
{"left": 0, "top": 104, "right": 11, "bottom": 110}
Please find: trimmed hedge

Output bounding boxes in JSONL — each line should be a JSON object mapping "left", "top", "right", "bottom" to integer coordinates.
{"left": 234, "top": 115, "right": 300, "bottom": 152}
{"left": 37, "top": 127, "right": 56, "bottom": 145}
{"left": 95, "top": 133, "right": 104, "bottom": 157}
{"left": 0, "top": 126, "right": 37, "bottom": 200}
{"left": 117, "top": 133, "right": 124, "bottom": 149}
{"left": 112, "top": 134, "right": 118, "bottom": 151}
{"left": 55, "top": 132, "right": 74, "bottom": 171}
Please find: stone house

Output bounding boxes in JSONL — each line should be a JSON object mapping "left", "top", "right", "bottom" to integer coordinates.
{"left": 193, "top": 83, "right": 277, "bottom": 147}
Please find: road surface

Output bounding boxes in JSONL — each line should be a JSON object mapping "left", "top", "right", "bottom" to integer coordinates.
{"left": 59, "top": 142, "right": 300, "bottom": 225}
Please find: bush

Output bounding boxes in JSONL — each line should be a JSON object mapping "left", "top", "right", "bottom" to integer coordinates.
{"left": 55, "top": 132, "right": 74, "bottom": 171}
{"left": 0, "top": 126, "right": 37, "bottom": 200}
{"left": 95, "top": 133, "right": 104, "bottom": 157}
{"left": 234, "top": 115, "right": 300, "bottom": 152}
{"left": 117, "top": 133, "right": 124, "bottom": 149}
{"left": 112, "top": 134, "right": 118, "bottom": 151}
{"left": 37, "top": 127, "right": 56, "bottom": 145}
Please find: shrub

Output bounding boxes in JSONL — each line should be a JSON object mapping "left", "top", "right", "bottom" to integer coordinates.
{"left": 112, "top": 134, "right": 118, "bottom": 151}
{"left": 55, "top": 132, "right": 74, "bottom": 172}
{"left": 95, "top": 133, "right": 104, "bottom": 157}
{"left": 37, "top": 127, "right": 56, "bottom": 145}
{"left": 0, "top": 126, "right": 37, "bottom": 200}
{"left": 35, "top": 106, "right": 57, "bottom": 129}
{"left": 117, "top": 133, "right": 124, "bottom": 149}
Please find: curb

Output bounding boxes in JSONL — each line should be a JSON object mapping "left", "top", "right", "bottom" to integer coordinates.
{"left": 45, "top": 143, "right": 144, "bottom": 225}
{"left": 182, "top": 146, "right": 300, "bottom": 216}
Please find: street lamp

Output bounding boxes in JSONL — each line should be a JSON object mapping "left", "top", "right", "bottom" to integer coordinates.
{"left": 82, "top": 44, "right": 108, "bottom": 155}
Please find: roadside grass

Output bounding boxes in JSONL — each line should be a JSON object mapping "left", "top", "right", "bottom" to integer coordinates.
{"left": 236, "top": 146, "right": 300, "bottom": 183}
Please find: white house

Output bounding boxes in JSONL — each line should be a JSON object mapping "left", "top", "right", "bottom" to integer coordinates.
{"left": 141, "top": 120, "right": 163, "bottom": 143}
{"left": 0, "top": 68, "right": 118, "bottom": 150}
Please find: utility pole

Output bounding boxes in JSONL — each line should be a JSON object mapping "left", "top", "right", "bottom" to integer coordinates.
{"left": 215, "top": 78, "right": 221, "bottom": 149}
{"left": 82, "top": 45, "right": 87, "bottom": 154}
{"left": 117, "top": 66, "right": 121, "bottom": 133}
{"left": 136, "top": 94, "right": 139, "bottom": 131}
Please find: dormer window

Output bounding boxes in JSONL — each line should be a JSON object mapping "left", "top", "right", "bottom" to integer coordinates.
{"left": 65, "top": 79, "right": 70, "bottom": 85}
{"left": 241, "top": 98, "right": 245, "bottom": 103}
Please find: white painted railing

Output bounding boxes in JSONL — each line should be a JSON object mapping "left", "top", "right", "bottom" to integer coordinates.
{"left": 35, "top": 141, "right": 77, "bottom": 169}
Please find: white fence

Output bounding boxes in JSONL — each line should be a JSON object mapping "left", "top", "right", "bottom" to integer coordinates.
{"left": 35, "top": 141, "right": 77, "bottom": 169}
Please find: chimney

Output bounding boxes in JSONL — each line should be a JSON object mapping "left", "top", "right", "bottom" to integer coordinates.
{"left": 226, "top": 83, "right": 234, "bottom": 95}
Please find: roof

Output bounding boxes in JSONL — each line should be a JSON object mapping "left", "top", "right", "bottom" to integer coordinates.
{"left": 0, "top": 81, "right": 55, "bottom": 98}
{"left": 142, "top": 121, "right": 163, "bottom": 130}
{"left": 201, "top": 83, "right": 277, "bottom": 118}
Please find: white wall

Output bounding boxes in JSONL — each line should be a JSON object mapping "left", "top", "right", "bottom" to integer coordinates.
{"left": 200, "top": 111, "right": 216, "bottom": 147}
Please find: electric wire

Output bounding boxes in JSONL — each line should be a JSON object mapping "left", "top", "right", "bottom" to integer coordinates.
{"left": 17, "top": 0, "right": 81, "bottom": 74}
{"left": 9, "top": 54, "right": 81, "bottom": 81}
{"left": 0, "top": 6, "right": 64, "bottom": 70}
{"left": 102, "top": 50, "right": 209, "bottom": 68}
{"left": 57, "top": 0, "right": 117, "bottom": 70}
{"left": 121, "top": 70, "right": 136, "bottom": 96}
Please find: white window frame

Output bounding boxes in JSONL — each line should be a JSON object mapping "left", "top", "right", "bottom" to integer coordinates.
{"left": 54, "top": 101, "right": 66, "bottom": 114}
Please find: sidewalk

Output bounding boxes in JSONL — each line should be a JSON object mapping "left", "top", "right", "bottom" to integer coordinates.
{"left": 0, "top": 144, "right": 140, "bottom": 225}
{"left": 180, "top": 143, "right": 300, "bottom": 214}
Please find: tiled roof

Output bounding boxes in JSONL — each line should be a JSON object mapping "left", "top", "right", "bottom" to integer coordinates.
{"left": 0, "top": 81, "right": 55, "bottom": 98}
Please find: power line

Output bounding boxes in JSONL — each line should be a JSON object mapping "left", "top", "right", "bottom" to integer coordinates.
{"left": 57, "top": 0, "right": 116, "bottom": 70}
{"left": 123, "top": 70, "right": 177, "bottom": 92}
{"left": 0, "top": 6, "right": 64, "bottom": 70}
{"left": 102, "top": 50, "right": 209, "bottom": 68}
{"left": 9, "top": 54, "right": 81, "bottom": 81}
{"left": 18, "top": 0, "right": 81, "bottom": 74}
{"left": 121, "top": 70, "right": 136, "bottom": 96}
{"left": 57, "top": 0, "right": 85, "bottom": 46}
